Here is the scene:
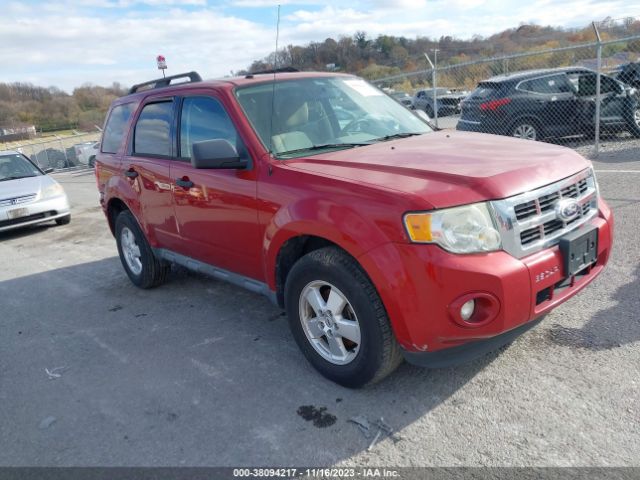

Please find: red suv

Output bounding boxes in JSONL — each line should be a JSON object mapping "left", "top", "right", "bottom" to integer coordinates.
{"left": 96, "top": 71, "right": 613, "bottom": 387}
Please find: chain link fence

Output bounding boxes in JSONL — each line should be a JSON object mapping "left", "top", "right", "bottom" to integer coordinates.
{"left": 1, "top": 131, "right": 101, "bottom": 171}
{"left": 374, "top": 19, "right": 640, "bottom": 156}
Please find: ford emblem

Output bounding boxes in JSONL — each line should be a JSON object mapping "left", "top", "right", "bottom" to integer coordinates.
{"left": 555, "top": 198, "right": 580, "bottom": 222}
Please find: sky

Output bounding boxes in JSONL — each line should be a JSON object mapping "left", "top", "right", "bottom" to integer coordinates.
{"left": 1, "top": 0, "right": 639, "bottom": 92}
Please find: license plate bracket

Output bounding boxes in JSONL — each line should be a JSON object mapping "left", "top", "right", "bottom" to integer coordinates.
{"left": 7, "top": 207, "right": 29, "bottom": 219}
{"left": 559, "top": 225, "right": 598, "bottom": 276}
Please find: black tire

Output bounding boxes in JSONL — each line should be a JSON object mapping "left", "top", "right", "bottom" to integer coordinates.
{"left": 627, "top": 107, "right": 640, "bottom": 138}
{"left": 115, "top": 210, "right": 170, "bottom": 289}
{"left": 88, "top": 156, "right": 96, "bottom": 168}
{"left": 55, "top": 214, "right": 71, "bottom": 226}
{"left": 284, "top": 247, "right": 403, "bottom": 388}
{"left": 510, "top": 119, "right": 542, "bottom": 141}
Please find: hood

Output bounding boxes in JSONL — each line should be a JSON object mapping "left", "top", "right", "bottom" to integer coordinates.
{"left": 285, "top": 131, "right": 591, "bottom": 209}
{"left": 0, "top": 175, "right": 56, "bottom": 199}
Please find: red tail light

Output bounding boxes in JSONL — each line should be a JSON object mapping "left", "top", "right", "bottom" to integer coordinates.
{"left": 480, "top": 98, "right": 511, "bottom": 111}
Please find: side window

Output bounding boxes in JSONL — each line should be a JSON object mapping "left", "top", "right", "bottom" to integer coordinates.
{"left": 600, "top": 76, "right": 620, "bottom": 94}
{"left": 179, "top": 96, "right": 240, "bottom": 159}
{"left": 133, "top": 101, "right": 174, "bottom": 157}
{"left": 519, "top": 76, "right": 568, "bottom": 94}
{"left": 569, "top": 73, "right": 597, "bottom": 97}
{"left": 102, "top": 103, "right": 134, "bottom": 154}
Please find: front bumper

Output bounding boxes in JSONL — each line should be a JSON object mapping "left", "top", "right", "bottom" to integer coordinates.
{"left": 0, "top": 195, "right": 70, "bottom": 232}
{"left": 358, "top": 201, "right": 613, "bottom": 362}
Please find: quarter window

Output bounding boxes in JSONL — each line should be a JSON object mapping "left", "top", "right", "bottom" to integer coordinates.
{"left": 179, "top": 97, "right": 239, "bottom": 159}
{"left": 133, "top": 101, "right": 174, "bottom": 157}
{"left": 519, "top": 75, "right": 572, "bottom": 94}
{"left": 102, "top": 103, "right": 135, "bottom": 154}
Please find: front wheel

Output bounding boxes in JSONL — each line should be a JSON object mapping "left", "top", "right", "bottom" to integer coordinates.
{"left": 55, "top": 214, "right": 71, "bottom": 226}
{"left": 627, "top": 107, "right": 640, "bottom": 138}
{"left": 115, "top": 210, "right": 170, "bottom": 289}
{"left": 284, "top": 247, "right": 403, "bottom": 388}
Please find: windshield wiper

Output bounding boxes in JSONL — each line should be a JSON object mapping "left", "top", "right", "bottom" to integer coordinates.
{"left": 371, "top": 132, "right": 424, "bottom": 142}
{"left": 277, "top": 142, "right": 370, "bottom": 156}
{"left": 0, "top": 175, "right": 37, "bottom": 182}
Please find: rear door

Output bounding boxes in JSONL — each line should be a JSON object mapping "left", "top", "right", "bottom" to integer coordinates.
{"left": 170, "top": 93, "right": 261, "bottom": 280}
{"left": 516, "top": 74, "right": 579, "bottom": 136}
{"left": 121, "top": 98, "right": 180, "bottom": 247}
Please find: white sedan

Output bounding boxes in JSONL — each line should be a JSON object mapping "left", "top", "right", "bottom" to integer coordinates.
{"left": 0, "top": 150, "right": 71, "bottom": 232}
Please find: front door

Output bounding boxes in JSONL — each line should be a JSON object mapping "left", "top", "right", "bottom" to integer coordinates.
{"left": 170, "top": 94, "right": 261, "bottom": 280}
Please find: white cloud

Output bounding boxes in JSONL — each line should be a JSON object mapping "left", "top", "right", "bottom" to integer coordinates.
{"left": 1, "top": 0, "right": 639, "bottom": 92}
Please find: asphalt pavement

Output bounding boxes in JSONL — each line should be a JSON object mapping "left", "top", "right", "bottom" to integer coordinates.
{"left": 0, "top": 142, "right": 639, "bottom": 467}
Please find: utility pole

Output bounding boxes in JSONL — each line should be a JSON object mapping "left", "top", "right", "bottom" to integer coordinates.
{"left": 431, "top": 48, "right": 440, "bottom": 128}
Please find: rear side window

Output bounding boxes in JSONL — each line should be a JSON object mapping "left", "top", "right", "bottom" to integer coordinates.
{"left": 518, "top": 75, "right": 573, "bottom": 94}
{"left": 179, "top": 96, "right": 239, "bottom": 159}
{"left": 133, "top": 101, "right": 174, "bottom": 157}
{"left": 102, "top": 103, "right": 134, "bottom": 154}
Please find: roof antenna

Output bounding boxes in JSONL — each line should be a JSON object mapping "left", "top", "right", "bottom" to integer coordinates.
{"left": 267, "top": 4, "right": 281, "bottom": 156}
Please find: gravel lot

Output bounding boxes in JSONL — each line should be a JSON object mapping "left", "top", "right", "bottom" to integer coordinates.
{"left": 1, "top": 139, "right": 638, "bottom": 467}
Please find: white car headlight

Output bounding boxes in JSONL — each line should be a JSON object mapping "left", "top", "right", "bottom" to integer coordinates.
{"left": 404, "top": 202, "right": 502, "bottom": 254}
{"left": 41, "top": 183, "right": 65, "bottom": 199}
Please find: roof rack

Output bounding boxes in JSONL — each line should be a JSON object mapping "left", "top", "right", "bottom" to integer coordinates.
{"left": 128, "top": 71, "right": 202, "bottom": 94}
{"left": 245, "top": 67, "right": 299, "bottom": 78}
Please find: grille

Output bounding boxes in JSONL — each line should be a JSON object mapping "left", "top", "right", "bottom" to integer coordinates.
{"left": 520, "top": 203, "right": 591, "bottom": 246}
{"left": 491, "top": 170, "right": 598, "bottom": 259}
{"left": 0, "top": 194, "right": 37, "bottom": 207}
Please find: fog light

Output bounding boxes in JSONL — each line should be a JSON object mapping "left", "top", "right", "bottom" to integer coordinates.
{"left": 460, "top": 300, "right": 475, "bottom": 321}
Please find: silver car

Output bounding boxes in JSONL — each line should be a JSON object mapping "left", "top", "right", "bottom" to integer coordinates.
{"left": 0, "top": 150, "right": 71, "bottom": 232}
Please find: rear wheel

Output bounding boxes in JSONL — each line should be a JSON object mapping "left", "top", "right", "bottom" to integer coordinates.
{"left": 284, "top": 247, "right": 403, "bottom": 388}
{"left": 511, "top": 121, "right": 540, "bottom": 141}
{"left": 115, "top": 210, "right": 169, "bottom": 289}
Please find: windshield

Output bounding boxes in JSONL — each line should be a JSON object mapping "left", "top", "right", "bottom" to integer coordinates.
{"left": 235, "top": 76, "right": 431, "bottom": 157}
{"left": 0, "top": 153, "right": 42, "bottom": 181}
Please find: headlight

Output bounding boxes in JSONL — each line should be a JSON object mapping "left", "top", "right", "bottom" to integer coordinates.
{"left": 41, "top": 183, "right": 65, "bottom": 199}
{"left": 404, "top": 202, "right": 502, "bottom": 254}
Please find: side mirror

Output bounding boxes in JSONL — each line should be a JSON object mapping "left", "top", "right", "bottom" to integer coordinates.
{"left": 191, "top": 139, "right": 247, "bottom": 169}
{"left": 43, "top": 168, "right": 54, "bottom": 174}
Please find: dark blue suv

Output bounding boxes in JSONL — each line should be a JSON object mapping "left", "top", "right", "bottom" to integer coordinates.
{"left": 457, "top": 67, "right": 640, "bottom": 141}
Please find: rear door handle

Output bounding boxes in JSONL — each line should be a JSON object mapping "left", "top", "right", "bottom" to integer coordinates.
{"left": 124, "top": 169, "right": 138, "bottom": 179}
{"left": 175, "top": 178, "right": 194, "bottom": 189}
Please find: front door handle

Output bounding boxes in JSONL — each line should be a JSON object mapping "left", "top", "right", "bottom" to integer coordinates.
{"left": 124, "top": 169, "right": 138, "bottom": 179}
{"left": 175, "top": 178, "right": 194, "bottom": 189}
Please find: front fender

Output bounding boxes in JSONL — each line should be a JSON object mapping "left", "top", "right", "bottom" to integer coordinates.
{"left": 262, "top": 197, "right": 392, "bottom": 290}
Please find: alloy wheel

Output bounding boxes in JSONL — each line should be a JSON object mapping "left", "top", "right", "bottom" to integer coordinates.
{"left": 120, "top": 226, "right": 143, "bottom": 276}
{"left": 298, "top": 281, "right": 361, "bottom": 365}
{"left": 513, "top": 123, "right": 537, "bottom": 140}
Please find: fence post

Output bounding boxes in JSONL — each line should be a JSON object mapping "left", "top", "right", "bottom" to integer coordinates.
{"left": 432, "top": 48, "right": 439, "bottom": 129}
{"left": 593, "top": 22, "right": 602, "bottom": 158}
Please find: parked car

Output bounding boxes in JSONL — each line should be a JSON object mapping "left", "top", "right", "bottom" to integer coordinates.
{"left": 0, "top": 150, "right": 71, "bottom": 232}
{"left": 412, "top": 87, "right": 467, "bottom": 117}
{"left": 74, "top": 141, "right": 100, "bottom": 167}
{"left": 457, "top": 67, "right": 640, "bottom": 141}
{"left": 389, "top": 91, "right": 414, "bottom": 108}
{"left": 96, "top": 70, "right": 612, "bottom": 387}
